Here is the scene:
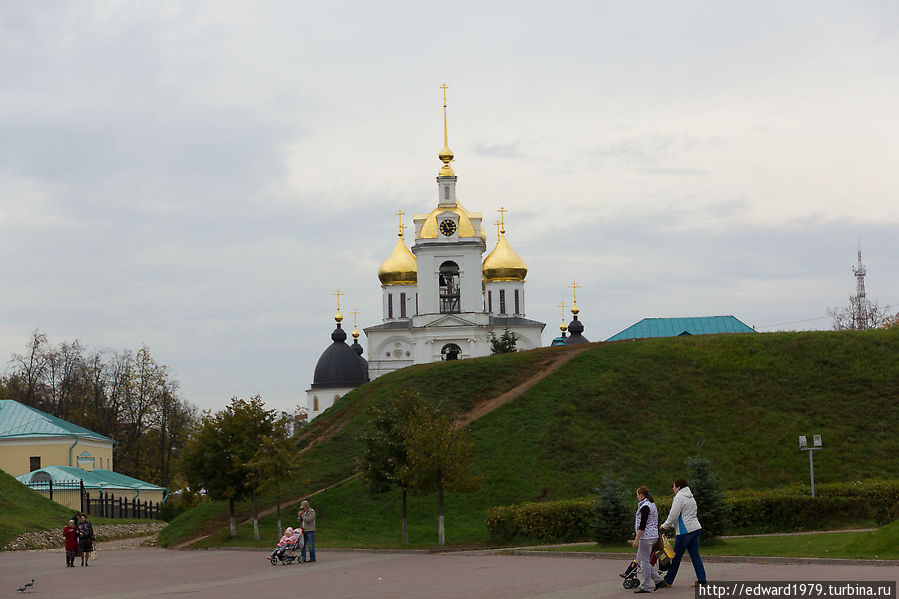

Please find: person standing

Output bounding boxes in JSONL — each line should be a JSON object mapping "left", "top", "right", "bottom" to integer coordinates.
{"left": 76, "top": 513, "right": 95, "bottom": 566}
{"left": 63, "top": 519, "right": 79, "bottom": 567}
{"left": 298, "top": 500, "right": 316, "bottom": 563}
{"left": 661, "top": 478, "right": 707, "bottom": 587}
{"left": 632, "top": 486, "right": 666, "bottom": 593}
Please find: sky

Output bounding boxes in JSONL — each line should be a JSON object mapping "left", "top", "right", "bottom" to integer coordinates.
{"left": 1, "top": 1, "right": 897, "bottom": 414}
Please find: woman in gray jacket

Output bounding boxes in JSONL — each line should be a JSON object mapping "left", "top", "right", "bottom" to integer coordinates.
{"left": 660, "top": 478, "right": 707, "bottom": 587}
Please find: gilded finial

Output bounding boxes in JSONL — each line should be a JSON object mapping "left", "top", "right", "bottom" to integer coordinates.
{"left": 494, "top": 220, "right": 501, "bottom": 239}
{"left": 569, "top": 281, "right": 580, "bottom": 315}
{"left": 497, "top": 206, "right": 508, "bottom": 235}
{"left": 438, "top": 83, "right": 455, "bottom": 177}
{"left": 333, "top": 288, "right": 344, "bottom": 323}
{"left": 557, "top": 302, "right": 568, "bottom": 332}
{"left": 395, "top": 209, "right": 406, "bottom": 237}
{"left": 351, "top": 307, "right": 361, "bottom": 339}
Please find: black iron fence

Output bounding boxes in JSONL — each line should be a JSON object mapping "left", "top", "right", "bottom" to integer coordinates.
{"left": 25, "top": 479, "right": 160, "bottom": 519}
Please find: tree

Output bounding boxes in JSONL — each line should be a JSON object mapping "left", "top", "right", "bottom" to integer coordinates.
{"left": 398, "top": 403, "right": 479, "bottom": 545}
{"left": 5, "top": 332, "right": 195, "bottom": 487}
{"left": 827, "top": 299, "right": 891, "bottom": 330}
{"left": 358, "top": 389, "right": 422, "bottom": 544}
{"left": 882, "top": 313, "right": 899, "bottom": 329}
{"left": 685, "top": 457, "right": 730, "bottom": 541}
{"left": 489, "top": 328, "right": 519, "bottom": 354}
{"left": 182, "top": 396, "right": 276, "bottom": 537}
{"left": 247, "top": 411, "right": 301, "bottom": 539}
{"left": 592, "top": 475, "right": 632, "bottom": 544}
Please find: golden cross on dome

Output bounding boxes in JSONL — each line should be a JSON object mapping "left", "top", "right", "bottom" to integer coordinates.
{"left": 351, "top": 307, "right": 361, "bottom": 327}
{"left": 333, "top": 288, "right": 343, "bottom": 312}
{"left": 497, "top": 206, "right": 507, "bottom": 234}
{"left": 395, "top": 209, "right": 405, "bottom": 236}
{"left": 569, "top": 280, "right": 580, "bottom": 303}
{"left": 557, "top": 302, "right": 568, "bottom": 322}
{"left": 441, "top": 83, "right": 448, "bottom": 107}
{"left": 494, "top": 220, "right": 501, "bottom": 238}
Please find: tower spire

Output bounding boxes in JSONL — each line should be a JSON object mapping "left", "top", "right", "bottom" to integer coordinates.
{"left": 438, "top": 83, "right": 455, "bottom": 177}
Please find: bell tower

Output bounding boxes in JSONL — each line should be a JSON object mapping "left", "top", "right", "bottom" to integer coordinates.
{"left": 411, "top": 85, "right": 487, "bottom": 327}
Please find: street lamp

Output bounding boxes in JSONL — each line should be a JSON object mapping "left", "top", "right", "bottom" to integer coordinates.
{"left": 799, "top": 435, "right": 823, "bottom": 497}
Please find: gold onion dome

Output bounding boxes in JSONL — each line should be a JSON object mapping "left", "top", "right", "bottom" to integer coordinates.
{"left": 482, "top": 233, "right": 527, "bottom": 282}
{"left": 378, "top": 236, "right": 418, "bottom": 286}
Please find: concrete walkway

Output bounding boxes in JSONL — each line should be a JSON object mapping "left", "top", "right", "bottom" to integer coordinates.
{"left": 1, "top": 544, "right": 897, "bottom": 599}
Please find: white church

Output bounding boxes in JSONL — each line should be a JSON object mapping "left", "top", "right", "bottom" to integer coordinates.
{"left": 306, "top": 94, "right": 545, "bottom": 419}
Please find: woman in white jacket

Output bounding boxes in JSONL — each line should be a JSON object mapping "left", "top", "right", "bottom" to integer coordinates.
{"left": 660, "top": 478, "right": 707, "bottom": 587}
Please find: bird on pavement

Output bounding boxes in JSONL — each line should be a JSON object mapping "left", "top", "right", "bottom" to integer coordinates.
{"left": 17, "top": 579, "right": 35, "bottom": 592}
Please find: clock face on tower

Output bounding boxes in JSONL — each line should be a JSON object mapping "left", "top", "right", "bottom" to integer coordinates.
{"left": 439, "top": 219, "right": 457, "bottom": 236}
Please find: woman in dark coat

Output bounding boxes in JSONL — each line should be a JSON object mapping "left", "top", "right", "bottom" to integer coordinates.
{"left": 63, "top": 519, "right": 79, "bottom": 567}
{"left": 76, "top": 514, "right": 95, "bottom": 566}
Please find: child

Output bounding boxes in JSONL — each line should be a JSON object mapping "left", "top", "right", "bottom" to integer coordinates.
{"left": 267, "top": 527, "right": 299, "bottom": 560}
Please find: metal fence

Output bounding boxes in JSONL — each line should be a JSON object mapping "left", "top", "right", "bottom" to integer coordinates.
{"left": 25, "top": 479, "right": 160, "bottom": 519}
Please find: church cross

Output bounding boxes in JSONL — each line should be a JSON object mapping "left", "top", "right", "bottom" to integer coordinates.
{"left": 557, "top": 302, "right": 568, "bottom": 322}
{"left": 333, "top": 288, "right": 343, "bottom": 313}
{"left": 440, "top": 83, "right": 448, "bottom": 107}
{"left": 351, "top": 307, "right": 361, "bottom": 327}
{"left": 395, "top": 209, "right": 406, "bottom": 236}
{"left": 569, "top": 280, "right": 580, "bottom": 303}
{"left": 497, "top": 206, "right": 507, "bottom": 234}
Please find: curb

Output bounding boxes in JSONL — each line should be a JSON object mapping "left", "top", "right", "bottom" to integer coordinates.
{"left": 508, "top": 550, "right": 899, "bottom": 567}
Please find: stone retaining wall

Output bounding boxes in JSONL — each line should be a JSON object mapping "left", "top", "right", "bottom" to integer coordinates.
{"left": 2, "top": 522, "right": 167, "bottom": 551}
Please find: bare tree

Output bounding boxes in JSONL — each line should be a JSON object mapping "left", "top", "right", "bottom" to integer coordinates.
{"left": 827, "top": 298, "right": 891, "bottom": 330}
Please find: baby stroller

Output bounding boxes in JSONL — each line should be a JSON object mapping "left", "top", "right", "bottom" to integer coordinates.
{"left": 269, "top": 529, "right": 305, "bottom": 566}
{"left": 621, "top": 534, "right": 674, "bottom": 589}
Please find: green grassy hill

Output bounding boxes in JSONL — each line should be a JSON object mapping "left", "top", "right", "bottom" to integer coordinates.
{"left": 0, "top": 469, "right": 77, "bottom": 547}
{"left": 162, "top": 328, "right": 899, "bottom": 549}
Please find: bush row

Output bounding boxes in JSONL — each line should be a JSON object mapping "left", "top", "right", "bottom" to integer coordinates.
{"left": 485, "top": 479, "right": 899, "bottom": 544}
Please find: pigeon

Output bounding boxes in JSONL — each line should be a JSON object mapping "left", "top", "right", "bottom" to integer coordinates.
{"left": 17, "top": 579, "right": 34, "bottom": 592}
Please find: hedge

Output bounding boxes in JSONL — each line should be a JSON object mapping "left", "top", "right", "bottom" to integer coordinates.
{"left": 485, "top": 479, "right": 899, "bottom": 544}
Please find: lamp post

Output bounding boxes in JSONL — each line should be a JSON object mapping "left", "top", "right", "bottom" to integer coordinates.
{"left": 799, "top": 435, "right": 823, "bottom": 497}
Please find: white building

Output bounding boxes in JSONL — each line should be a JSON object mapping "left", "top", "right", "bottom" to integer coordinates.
{"left": 364, "top": 99, "right": 545, "bottom": 379}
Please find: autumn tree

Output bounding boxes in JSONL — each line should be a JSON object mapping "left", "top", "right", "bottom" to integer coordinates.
{"left": 5, "top": 331, "right": 194, "bottom": 488}
{"left": 358, "top": 389, "right": 423, "bottom": 544}
{"left": 398, "top": 403, "right": 479, "bottom": 546}
{"left": 182, "top": 396, "right": 276, "bottom": 537}
{"left": 246, "top": 410, "right": 302, "bottom": 539}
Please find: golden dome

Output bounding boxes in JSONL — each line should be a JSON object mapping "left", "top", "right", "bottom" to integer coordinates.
{"left": 416, "top": 201, "right": 482, "bottom": 240}
{"left": 482, "top": 233, "right": 527, "bottom": 282}
{"left": 378, "top": 236, "right": 418, "bottom": 286}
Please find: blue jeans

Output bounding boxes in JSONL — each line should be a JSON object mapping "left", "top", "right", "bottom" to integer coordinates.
{"left": 302, "top": 530, "right": 315, "bottom": 562}
{"left": 663, "top": 529, "right": 706, "bottom": 585}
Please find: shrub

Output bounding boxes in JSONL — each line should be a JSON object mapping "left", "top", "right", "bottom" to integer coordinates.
{"left": 686, "top": 458, "right": 730, "bottom": 541}
{"left": 487, "top": 478, "right": 897, "bottom": 543}
{"left": 592, "top": 476, "right": 632, "bottom": 544}
{"left": 486, "top": 499, "right": 593, "bottom": 544}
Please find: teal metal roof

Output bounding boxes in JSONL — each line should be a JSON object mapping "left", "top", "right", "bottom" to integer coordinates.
{"left": 0, "top": 399, "right": 114, "bottom": 443}
{"left": 16, "top": 465, "right": 165, "bottom": 492}
{"left": 606, "top": 316, "right": 756, "bottom": 342}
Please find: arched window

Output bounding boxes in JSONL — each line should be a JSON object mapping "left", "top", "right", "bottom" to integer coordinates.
{"left": 441, "top": 343, "right": 462, "bottom": 360}
{"left": 439, "top": 261, "right": 461, "bottom": 313}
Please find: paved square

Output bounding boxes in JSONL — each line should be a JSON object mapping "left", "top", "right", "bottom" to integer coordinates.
{"left": 1, "top": 545, "right": 897, "bottom": 598}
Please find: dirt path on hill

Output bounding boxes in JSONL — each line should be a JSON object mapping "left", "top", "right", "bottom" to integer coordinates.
{"left": 173, "top": 346, "right": 591, "bottom": 549}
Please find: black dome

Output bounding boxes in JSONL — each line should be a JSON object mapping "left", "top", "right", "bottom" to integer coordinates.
{"left": 565, "top": 316, "right": 589, "bottom": 344}
{"left": 311, "top": 325, "right": 369, "bottom": 389}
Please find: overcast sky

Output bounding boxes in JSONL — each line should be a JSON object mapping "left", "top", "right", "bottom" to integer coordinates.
{"left": 1, "top": 1, "right": 897, "bottom": 414}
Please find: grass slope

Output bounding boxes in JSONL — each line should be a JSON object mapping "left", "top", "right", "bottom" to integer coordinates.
{"left": 165, "top": 328, "right": 899, "bottom": 549}
{"left": 0, "top": 469, "right": 78, "bottom": 547}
